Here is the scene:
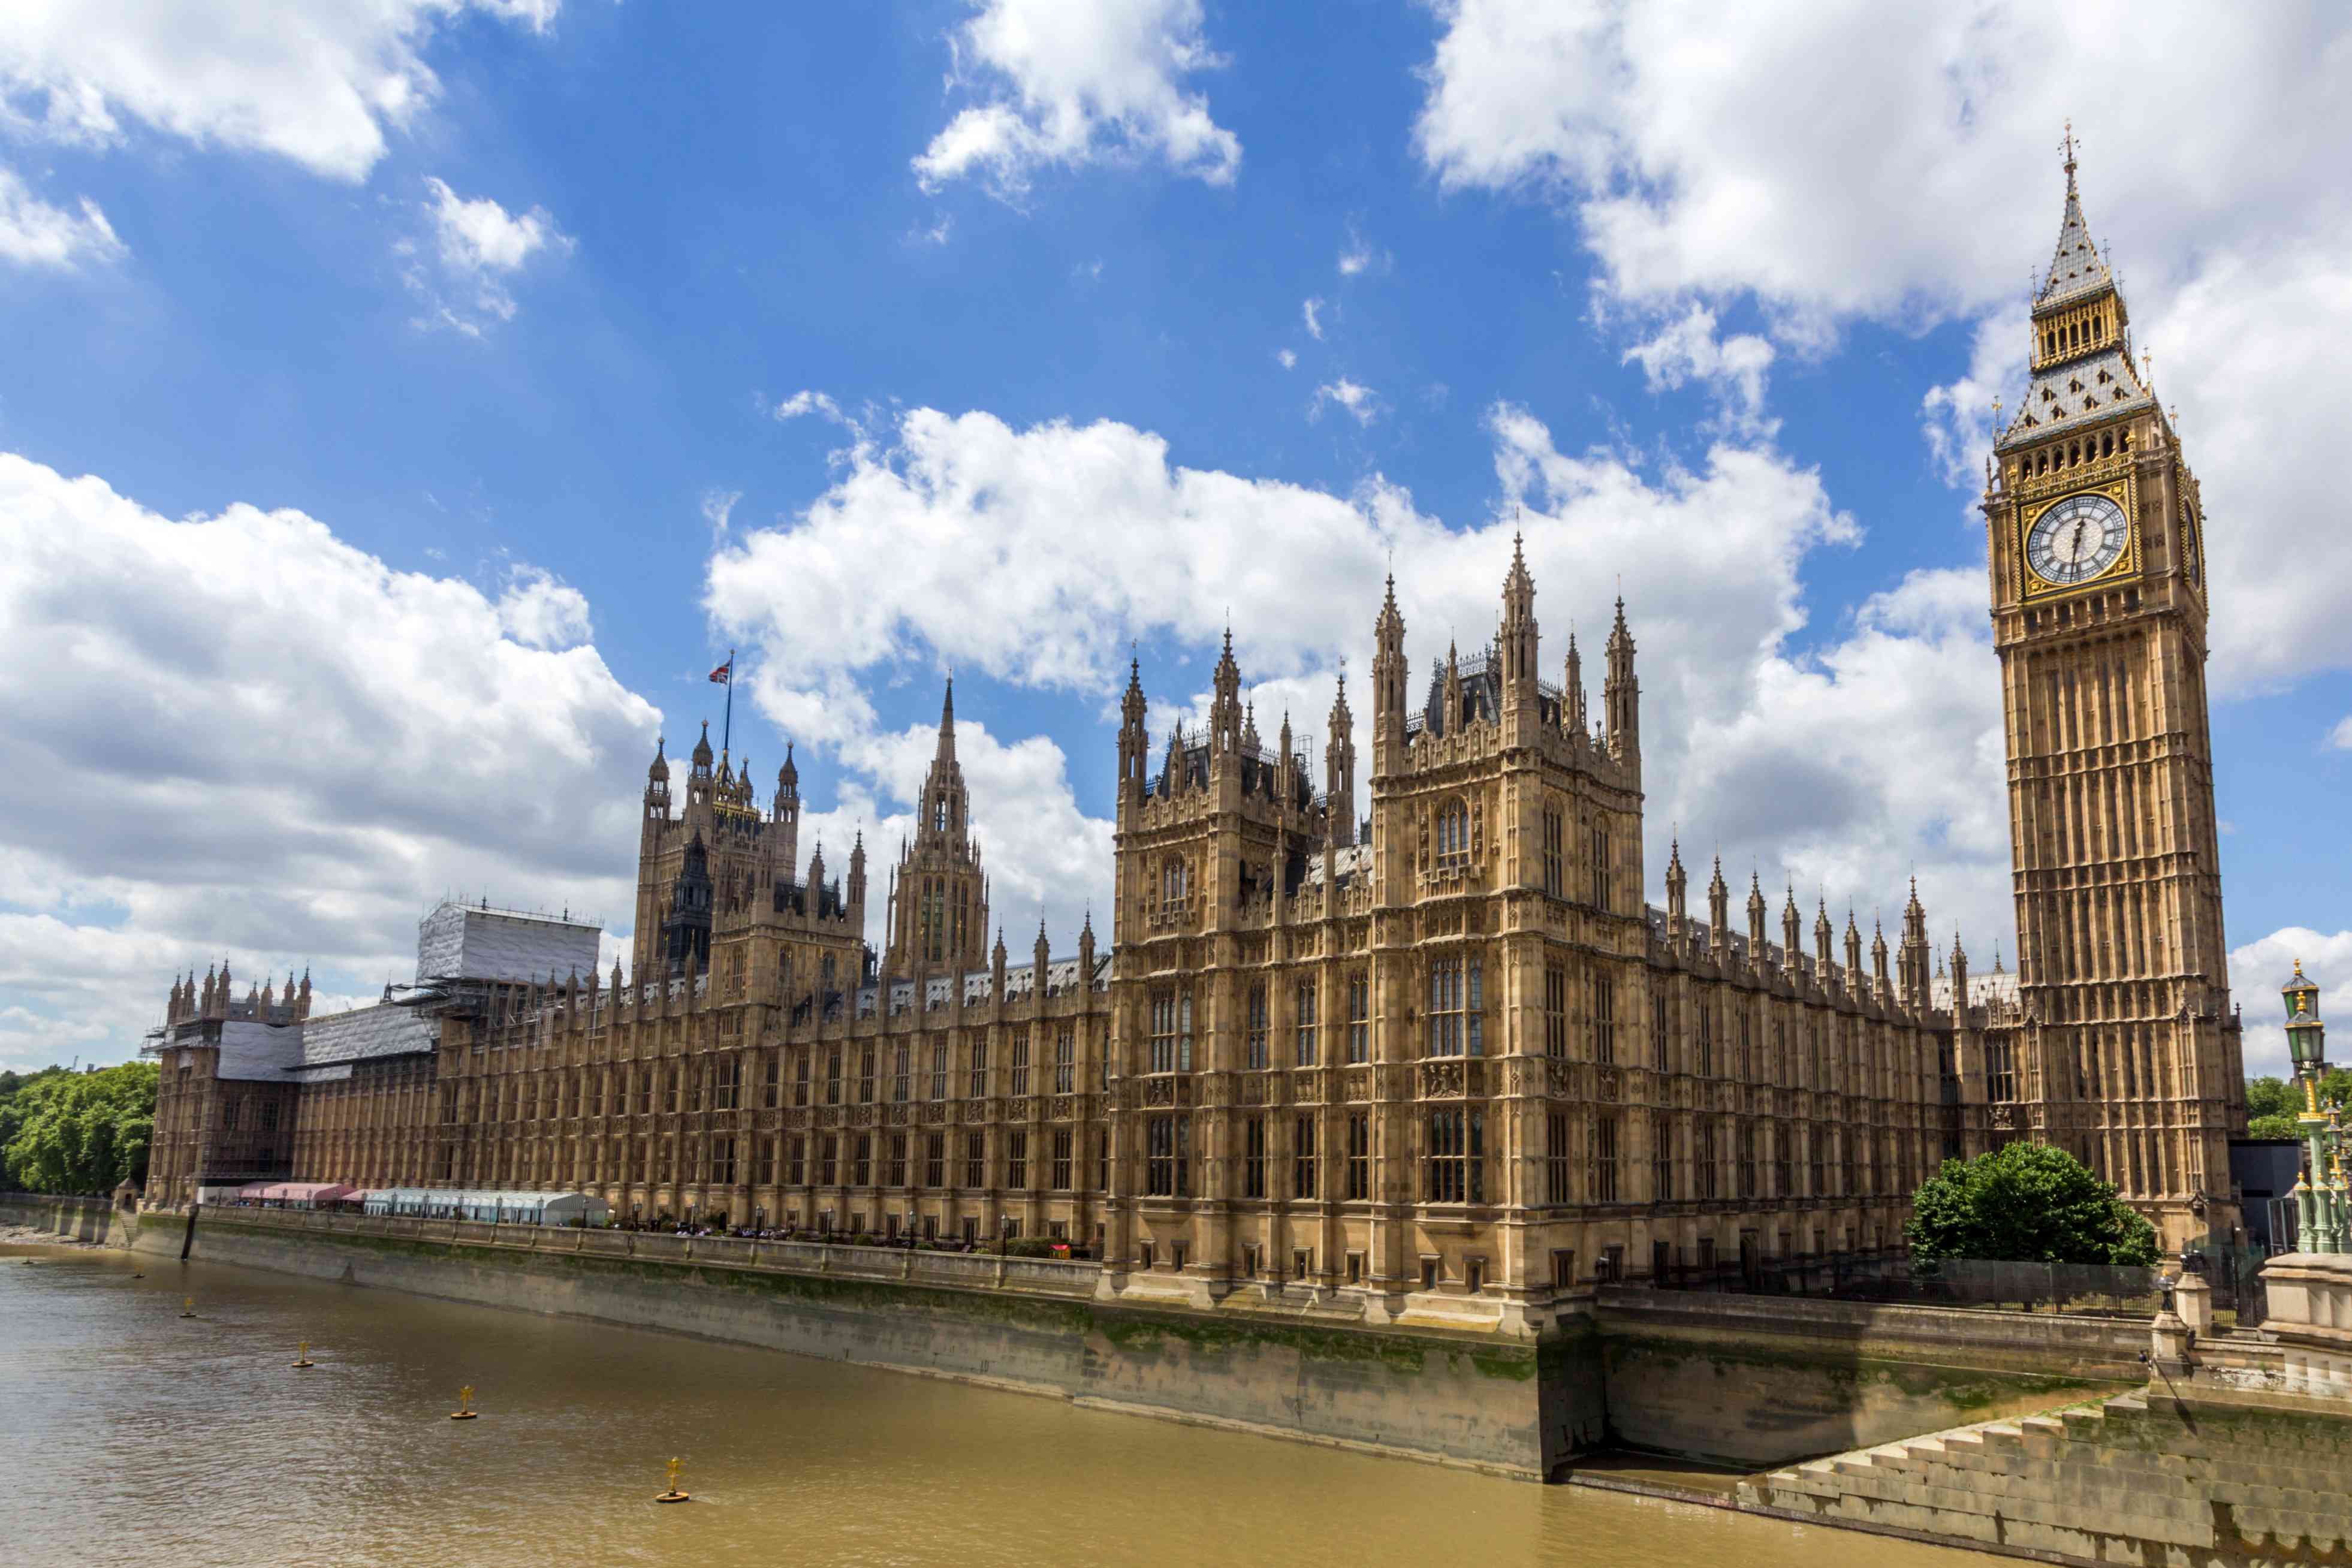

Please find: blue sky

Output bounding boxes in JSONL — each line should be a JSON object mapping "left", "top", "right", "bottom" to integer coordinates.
{"left": 1, "top": 1, "right": 2347, "bottom": 1076}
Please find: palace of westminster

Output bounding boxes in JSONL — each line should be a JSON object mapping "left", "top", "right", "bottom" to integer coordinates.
{"left": 143, "top": 153, "right": 2248, "bottom": 1317}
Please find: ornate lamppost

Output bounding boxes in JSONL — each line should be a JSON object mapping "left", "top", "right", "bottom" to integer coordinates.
{"left": 2284, "top": 963, "right": 2349, "bottom": 1255}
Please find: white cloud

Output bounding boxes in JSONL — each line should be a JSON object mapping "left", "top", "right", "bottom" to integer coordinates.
{"left": 2330, "top": 716, "right": 2352, "bottom": 750}
{"left": 494, "top": 565, "right": 592, "bottom": 650}
{"left": 913, "top": 0, "right": 1240, "bottom": 200}
{"left": 771, "top": 388, "right": 859, "bottom": 433}
{"left": 1337, "top": 226, "right": 1386, "bottom": 277}
{"left": 1302, "top": 295, "right": 1325, "bottom": 339}
{"left": 0, "top": 450, "right": 661, "bottom": 1072}
{"left": 0, "top": 163, "right": 123, "bottom": 269}
{"left": 2230, "top": 928, "right": 2352, "bottom": 1078}
{"left": 0, "top": 1, "right": 559, "bottom": 182}
{"left": 700, "top": 488, "right": 742, "bottom": 541}
{"left": 403, "top": 176, "right": 571, "bottom": 334}
{"left": 1310, "top": 377, "right": 1383, "bottom": 426}
{"left": 703, "top": 399, "right": 2002, "bottom": 954}
{"left": 1413, "top": 2, "right": 2352, "bottom": 690}
{"left": 1275, "top": 348, "right": 1297, "bottom": 370}
{"left": 1621, "top": 303, "right": 1774, "bottom": 432}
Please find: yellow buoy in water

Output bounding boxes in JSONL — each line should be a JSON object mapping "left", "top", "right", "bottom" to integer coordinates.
{"left": 179, "top": 1296, "right": 196, "bottom": 1319}
{"left": 450, "top": 1384, "right": 478, "bottom": 1421}
{"left": 292, "top": 1340, "right": 315, "bottom": 1369}
{"left": 654, "top": 1456, "right": 690, "bottom": 1504}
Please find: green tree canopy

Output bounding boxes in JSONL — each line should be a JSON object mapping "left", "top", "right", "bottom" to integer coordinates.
{"left": 1, "top": 1062, "right": 158, "bottom": 1195}
{"left": 2244, "top": 1071, "right": 2351, "bottom": 1141}
{"left": 1905, "top": 1141, "right": 2158, "bottom": 1267}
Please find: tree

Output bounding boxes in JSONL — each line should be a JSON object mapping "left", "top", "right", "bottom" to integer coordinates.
{"left": 2244, "top": 1071, "right": 2351, "bottom": 1141}
{"left": 1906, "top": 1141, "right": 2158, "bottom": 1267}
{"left": 1, "top": 1062, "right": 158, "bottom": 1194}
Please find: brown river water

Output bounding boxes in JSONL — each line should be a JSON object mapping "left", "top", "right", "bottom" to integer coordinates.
{"left": 0, "top": 1238, "right": 1994, "bottom": 1567}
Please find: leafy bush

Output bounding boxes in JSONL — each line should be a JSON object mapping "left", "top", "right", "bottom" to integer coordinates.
{"left": 1905, "top": 1141, "right": 2158, "bottom": 1267}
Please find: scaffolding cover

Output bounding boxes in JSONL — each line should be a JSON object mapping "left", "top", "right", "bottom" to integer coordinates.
{"left": 415, "top": 901, "right": 601, "bottom": 985}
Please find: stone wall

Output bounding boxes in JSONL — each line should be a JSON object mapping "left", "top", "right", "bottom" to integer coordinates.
{"left": 1594, "top": 1285, "right": 2143, "bottom": 1467}
{"left": 0, "top": 1192, "right": 134, "bottom": 1246}
{"left": 126, "top": 1205, "right": 1600, "bottom": 1479}
{"left": 1742, "top": 1389, "right": 2352, "bottom": 1566}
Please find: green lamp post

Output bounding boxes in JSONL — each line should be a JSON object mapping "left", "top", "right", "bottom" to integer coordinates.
{"left": 2283, "top": 962, "right": 2348, "bottom": 1255}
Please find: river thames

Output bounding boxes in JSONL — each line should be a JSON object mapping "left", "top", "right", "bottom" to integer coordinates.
{"left": 1, "top": 1238, "right": 1993, "bottom": 1567}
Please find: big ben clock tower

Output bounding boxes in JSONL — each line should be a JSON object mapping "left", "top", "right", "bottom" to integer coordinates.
{"left": 1985, "top": 132, "right": 2244, "bottom": 1251}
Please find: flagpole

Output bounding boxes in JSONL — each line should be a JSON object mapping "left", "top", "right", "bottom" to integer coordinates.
{"left": 722, "top": 647, "right": 735, "bottom": 757}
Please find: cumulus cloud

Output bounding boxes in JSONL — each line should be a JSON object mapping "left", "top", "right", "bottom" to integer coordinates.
{"left": 770, "top": 388, "right": 862, "bottom": 436}
{"left": 0, "top": 450, "right": 661, "bottom": 1071}
{"left": 1621, "top": 303, "right": 1775, "bottom": 433}
{"left": 913, "top": 0, "right": 1240, "bottom": 200}
{"left": 1412, "top": 1, "right": 2352, "bottom": 692}
{"left": 702, "top": 399, "right": 2005, "bottom": 952}
{"left": 1310, "top": 377, "right": 1383, "bottom": 426}
{"left": 1302, "top": 296, "right": 1325, "bottom": 339}
{"left": 1275, "top": 348, "right": 1296, "bottom": 370}
{"left": 494, "top": 564, "right": 593, "bottom": 649}
{"left": 402, "top": 176, "right": 571, "bottom": 334}
{"left": 0, "top": 163, "right": 123, "bottom": 269}
{"left": 0, "top": 1, "right": 559, "bottom": 182}
{"left": 2230, "top": 928, "right": 2352, "bottom": 1077}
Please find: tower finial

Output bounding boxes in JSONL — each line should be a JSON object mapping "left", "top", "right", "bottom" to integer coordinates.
{"left": 2060, "top": 119, "right": 2077, "bottom": 189}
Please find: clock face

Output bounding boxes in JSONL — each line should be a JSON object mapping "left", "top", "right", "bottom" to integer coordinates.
{"left": 2026, "top": 492, "right": 2129, "bottom": 586}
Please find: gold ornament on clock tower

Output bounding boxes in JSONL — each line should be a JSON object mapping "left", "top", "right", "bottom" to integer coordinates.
{"left": 1982, "top": 126, "right": 2244, "bottom": 1252}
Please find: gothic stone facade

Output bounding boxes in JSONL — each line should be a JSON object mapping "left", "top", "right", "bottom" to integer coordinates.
{"left": 144, "top": 155, "right": 2247, "bottom": 1311}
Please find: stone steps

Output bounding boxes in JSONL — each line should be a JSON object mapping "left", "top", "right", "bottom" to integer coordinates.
{"left": 1738, "top": 1392, "right": 2352, "bottom": 1561}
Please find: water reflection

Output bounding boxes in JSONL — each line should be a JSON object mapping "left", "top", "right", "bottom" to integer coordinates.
{"left": 0, "top": 1243, "right": 1992, "bottom": 1567}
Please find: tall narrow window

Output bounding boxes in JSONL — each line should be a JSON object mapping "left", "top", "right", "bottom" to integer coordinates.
{"left": 892, "top": 1045, "right": 910, "bottom": 1103}
{"left": 964, "top": 1131, "right": 985, "bottom": 1190}
{"left": 1246, "top": 984, "right": 1269, "bottom": 1071}
{"left": 1545, "top": 963, "right": 1567, "bottom": 1057}
{"left": 931, "top": 1041, "right": 948, "bottom": 1100}
{"left": 1590, "top": 966, "right": 1615, "bottom": 1065}
{"left": 1010, "top": 1029, "right": 1032, "bottom": 1096}
{"left": 1588, "top": 822, "right": 1611, "bottom": 910}
{"left": 1545, "top": 1111, "right": 1572, "bottom": 1204}
{"left": 1428, "top": 955, "right": 1482, "bottom": 1056}
{"left": 1542, "top": 806, "right": 1564, "bottom": 897}
{"left": 1346, "top": 1112, "right": 1370, "bottom": 1200}
{"left": 1593, "top": 1114, "right": 1619, "bottom": 1203}
{"left": 924, "top": 1132, "right": 945, "bottom": 1188}
{"left": 1294, "top": 979, "right": 1318, "bottom": 1066}
{"left": 1425, "top": 1107, "right": 1482, "bottom": 1203}
{"left": 1007, "top": 1130, "right": 1028, "bottom": 1189}
{"left": 1293, "top": 1115, "right": 1317, "bottom": 1199}
{"left": 1243, "top": 1116, "right": 1267, "bottom": 1198}
{"left": 1054, "top": 1027, "right": 1075, "bottom": 1094}
{"left": 795, "top": 1053, "right": 811, "bottom": 1108}
{"left": 969, "top": 1038, "right": 988, "bottom": 1099}
{"left": 1346, "top": 973, "right": 1370, "bottom": 1063}
{"left": 1146, "top": 1115, "right": 1190, "bottom": 1196}
{"left": 851, "top": 1134, "right": 872, "bottom": 1188}
{"left": 1696, "top": 1004, "right": 1714, "bottom": 1077}
{"left": 885, "top": 1132, "right": 906, "bottom": 1187}
{"left": 1051, "top": 1127, "right": 1074, "bottom": 1191}
{"left": 1651, "top": 1114, "right": 1673, "bottom": 1202}
{"left": 1149, "top": 988, "right": 1194, "bottom": 1074}
{"left": 816, "top": 1135, "right": 837, "bottom": 1186}
{"left": 1698, "top": 1120, "right": 1719, "bottom": 1201}
{"left": 1737, "top": 1123, "right": 1757, "bottom": 1199}
{"left": 1436, "top": 800, "right": 1471, "bottom": 866}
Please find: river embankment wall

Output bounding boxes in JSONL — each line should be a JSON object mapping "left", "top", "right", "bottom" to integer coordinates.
{"left": 0, "top": 1195, "right": 2148, "bottom": 1478}
{"left": 1594, "top": 1284, "right": 2144, "bottom": 1466}
{"left": 78, "top": 1200, "right": 1596, "bottom": 1479}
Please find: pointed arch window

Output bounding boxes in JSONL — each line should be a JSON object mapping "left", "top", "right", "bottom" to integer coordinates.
{"left": 1436, "top": 798, "right": 1471, "bottom": 867}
